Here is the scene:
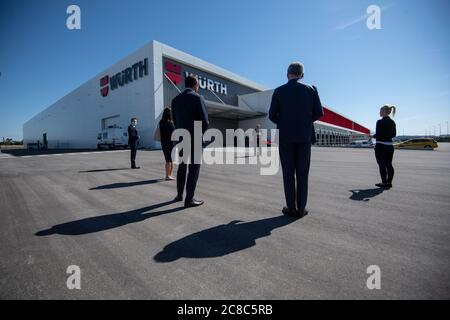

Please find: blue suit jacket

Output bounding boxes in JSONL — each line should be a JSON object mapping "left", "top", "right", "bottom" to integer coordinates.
{"left": 171, "top": 89, "right": 209, "bottom": 137}
{"left": 269, "top": 79, "right": 324, "bottom": 144}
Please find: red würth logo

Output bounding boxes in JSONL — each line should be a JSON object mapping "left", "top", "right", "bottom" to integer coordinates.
{"left": 100, "top": 75, "right": 109, "bottom": 97}
{"left": 164, "top": 61, "right": 182, "bottom": 85}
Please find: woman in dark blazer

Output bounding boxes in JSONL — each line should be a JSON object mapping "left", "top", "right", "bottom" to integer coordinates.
{"left": 159, "top": 107, "right": 176, "bottom": 180}
{"left": 371, "top": 104, "right": 397, "bottom": 189}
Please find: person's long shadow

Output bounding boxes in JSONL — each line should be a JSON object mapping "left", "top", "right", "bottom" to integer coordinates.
{"left": 79, "top": 168, "right": 130, "bottom": 173}
{"left": 35, "top": 200, "right": 184, "bottom": 236}
{"left": 349, "top": 188, "right": 384, "bottom": 202}
{"left": 153, "top": 215, "right": 297, "bottom": 263}
{"left": 90, "top": 179, "right": 163, "bottom": 190}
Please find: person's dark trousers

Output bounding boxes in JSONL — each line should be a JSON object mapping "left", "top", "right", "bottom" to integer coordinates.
{"left": 176, "top": 162, "right": 201, "bottom": 202}
{"left": 375, "top": 144, "right": 394, "bottom": 183}
{"left": 255, "top": 136, "right": 261, "bottom": 155}
{"left": 279, "top": 141, "right": 312, "bottom": 211}
{"left": 130, "top": 142, "right": 137, "bottom": 168}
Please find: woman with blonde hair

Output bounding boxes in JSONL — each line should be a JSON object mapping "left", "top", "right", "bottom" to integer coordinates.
{"left": 372, "top": 104, "right": 397, "bottom": 188}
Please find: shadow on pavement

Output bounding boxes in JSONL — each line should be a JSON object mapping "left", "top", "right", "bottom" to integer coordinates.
{"left": 80, "top": 168, "right": 131, "bottom": 173}
{"left": 349, "top": 188, "right": 384, "bottom": 201}
{"left": 153, "top": 215, "right": 298, "bottom": 262}
{"left": 1, "top": 149, "right": 98, "bottom": 157}
{"left": 35, "top": 200, "right": 183, "bottom": 236}
{"left": 90, "top": 179, "right": 164, "bottom": 190}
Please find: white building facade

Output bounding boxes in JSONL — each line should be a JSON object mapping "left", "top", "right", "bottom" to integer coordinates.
{"left": 23, "top": 41, "right": 369, "bottom": 149}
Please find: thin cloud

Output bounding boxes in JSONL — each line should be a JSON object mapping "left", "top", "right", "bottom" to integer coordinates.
{"left": 429, "top": 48, "right": 450, "bottom": 53}
{"left": 434, "top": 90, "right": 450, "bottom": 98}
{"left": 343, "top": 35, "right": 362, "bottom": 41}
{"left": 335, "top": 3, "right": 396, "bottom": 31}
{"left": 396, "top": 116, "right": 420, "bottom": 123}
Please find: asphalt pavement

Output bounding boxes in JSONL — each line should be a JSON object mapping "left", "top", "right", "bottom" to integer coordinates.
{"left": 1, "top": 145, "right": 449, "bottom": 299}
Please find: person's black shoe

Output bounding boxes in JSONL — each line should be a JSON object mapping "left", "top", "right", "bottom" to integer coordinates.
{"left": 184, "top": 199, "right": 204, "bottom": 208}
{"left": 298, "top": 209, "right": 309, "bottom": 218}
{"left": 384, "top": 183, "right": 392, "bottom": 189}
{"left": 131, "top": 166, "right": 141, "bottom": 169}
{"left": 282, "top": 207, "right": 299, "bottom": 218}
{"left": 375, "top": 182, "right": 386, "bottom": 188}
{"left": 174, "top": 195, "right": 183, "bottom": 202}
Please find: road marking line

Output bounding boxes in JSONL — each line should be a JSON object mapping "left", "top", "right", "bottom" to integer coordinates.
{"left": 0, "top": 150, "right": 131, "bottom": 159}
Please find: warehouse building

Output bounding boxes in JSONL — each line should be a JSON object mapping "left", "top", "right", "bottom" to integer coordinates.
{"left": 23, "top": 40, "right": 369, "bottom": 149}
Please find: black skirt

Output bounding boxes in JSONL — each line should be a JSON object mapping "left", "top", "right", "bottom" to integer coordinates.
{"left": 162, "top": 142, "right": 174, "bottom": 162}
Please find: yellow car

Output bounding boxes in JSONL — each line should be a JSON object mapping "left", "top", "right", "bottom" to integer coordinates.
{"left": 395, "top": 138, "right": 438, "bottom": 150}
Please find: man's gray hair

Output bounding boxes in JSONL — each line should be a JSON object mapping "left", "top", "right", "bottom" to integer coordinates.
{"left": 287, "top": 62, "right": 304, "bottom": 76}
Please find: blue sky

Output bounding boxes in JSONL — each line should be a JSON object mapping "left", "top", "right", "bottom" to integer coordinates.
{"left": 1, "top": 0, "right": 449, "bottom": 140}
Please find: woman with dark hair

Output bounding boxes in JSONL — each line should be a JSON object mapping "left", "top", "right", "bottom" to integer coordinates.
{"left": 372, "top": 104, "right": 397, "bottom": 189}
{"left": 160, "top": 107, "right": 176, "bottom": 180}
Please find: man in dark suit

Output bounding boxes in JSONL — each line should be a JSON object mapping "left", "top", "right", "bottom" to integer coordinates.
{"left": 171, "top": 75, "right": 209, "bottom": 208}
{"left": 128, "top": 117, "right": 140, "bottom": 169}
{"left": 269, "top": 62, "right": 324, "bottom": 218}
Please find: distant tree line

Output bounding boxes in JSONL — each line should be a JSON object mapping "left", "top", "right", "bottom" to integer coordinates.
{"left": 0, "top": 138, "right": 23, "bottom": 145}
{"left": 436, "top": 136, "right": 450, "bottom": 143}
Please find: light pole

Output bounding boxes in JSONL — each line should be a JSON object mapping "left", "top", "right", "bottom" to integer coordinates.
{"left": 447, "top": 121, "right": 449, "bottom": 136}
{"left": 439, "top": 123, "right": 441, "bottom": 136}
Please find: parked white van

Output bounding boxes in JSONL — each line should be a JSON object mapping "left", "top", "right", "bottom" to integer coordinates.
{"left": 97, "top": 125, "right": 128, "bottom": 150}
{"left": 349, "top": 140, "right": 373, "bottom": 148}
